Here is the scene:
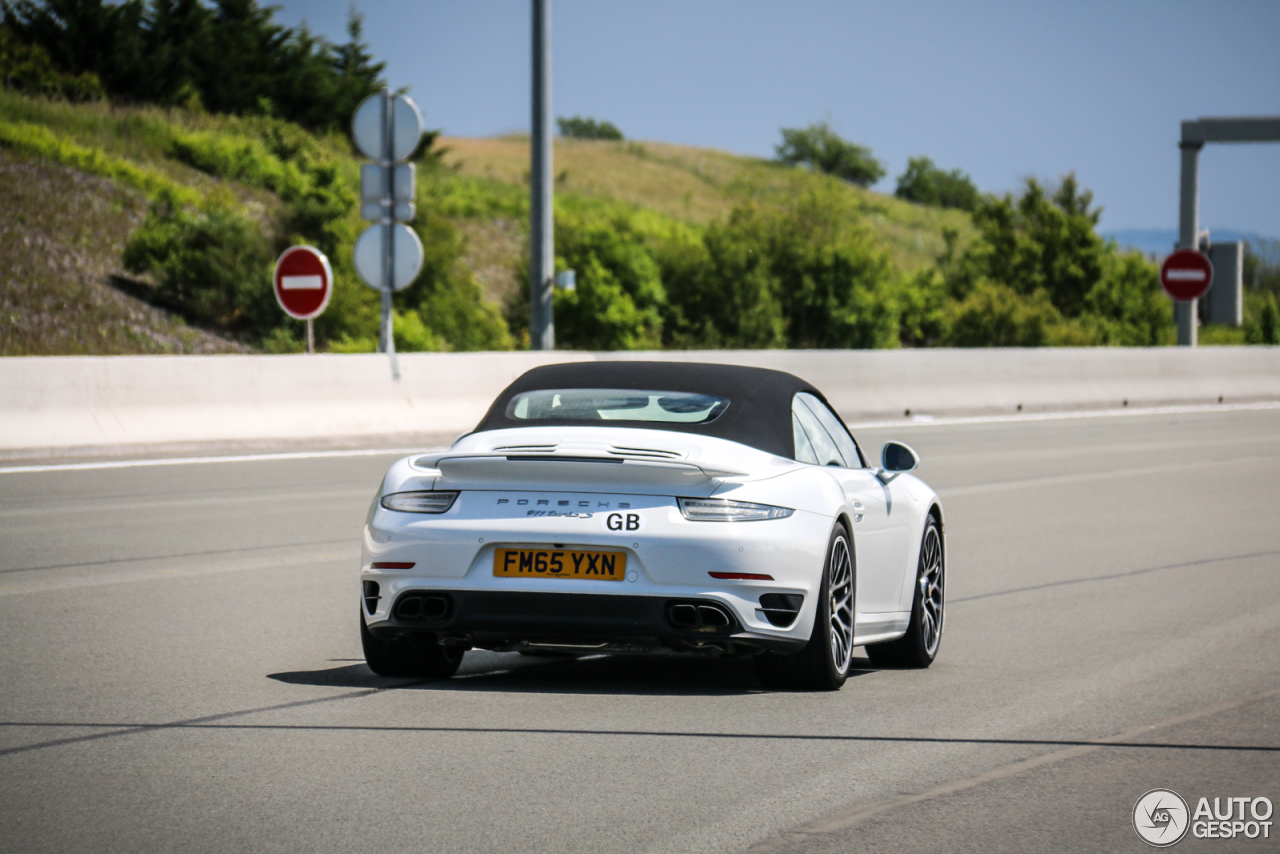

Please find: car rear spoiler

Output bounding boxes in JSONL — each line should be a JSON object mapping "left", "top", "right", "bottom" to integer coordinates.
{"left": 416, "top": 453, "right": 747, "bottom": 495}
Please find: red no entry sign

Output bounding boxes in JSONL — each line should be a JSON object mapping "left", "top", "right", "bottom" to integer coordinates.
{"left": 273, "top": 246, "right": 333, "bottom": 320}
{"left": 1160, "top": 249, "right": 1213, "bottom": 302}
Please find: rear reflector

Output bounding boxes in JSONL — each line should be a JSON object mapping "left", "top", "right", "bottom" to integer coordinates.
{"left": 708, "top": 572, "right": 774, "bottom": 581}
{"left": 371, "top": 562, "right": 415, "bottom": 569}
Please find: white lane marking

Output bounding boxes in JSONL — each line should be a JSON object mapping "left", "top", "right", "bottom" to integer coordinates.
{"left": 0, "top": 448, "right": 435, "bottom": 475}
{"left": 0, "top": 546, "right": 357, "bottom": 597}
{"left": 280, "top": 275, "right": 324, "bottom": 289}
{"left": 846, "top": 400, "right": 1280, "bottom": 430}
{"left": 940, "top": 452, "right": 1280, "bottom": 497}
{"left": 1, "top": 401, "right": 1276, "bottom": 476}
{"left": 0, "top": 487, "right": 373, "bottom": 520}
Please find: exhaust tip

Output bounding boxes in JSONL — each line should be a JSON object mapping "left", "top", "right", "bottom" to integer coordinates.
{"left": 665, "top": 600, "right": 735, "bottom": 632}
{"left": 696, "top": 605, "right": 730, "bottom": 627}
{"left": 669, "top": 604, "right": 699, "bottom": 628}
{"left": 392, "top": 592, "right": 452, "bottom": 623}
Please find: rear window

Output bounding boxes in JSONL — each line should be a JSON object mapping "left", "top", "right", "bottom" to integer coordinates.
{"left": 506, "top": 389, "right": 729, "bottom": 424}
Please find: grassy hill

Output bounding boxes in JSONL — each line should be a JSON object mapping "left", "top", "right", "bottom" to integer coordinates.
{"left": 0, "top": 92, "right": 979, "bottom": 355}
{"left": 0, "top": 146, "right": 252, "bottom": 355}
{"left": 438, "top": 135, "right": 972, "bottom": 286}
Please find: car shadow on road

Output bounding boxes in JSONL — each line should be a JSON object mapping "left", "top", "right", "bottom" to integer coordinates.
{"left": 268, "top": 653, "right": 878, "bottom": 696}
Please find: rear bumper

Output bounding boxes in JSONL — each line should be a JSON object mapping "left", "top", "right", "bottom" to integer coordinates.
{"left": 364, "top": 590, "right": 807, "bottom": 655}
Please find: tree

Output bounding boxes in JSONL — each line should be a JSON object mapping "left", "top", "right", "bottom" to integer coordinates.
{"left": 330, "top": 7, "right": 385, "bottom": 122}
{"left": 557, "top": 116, "right": 623, "bottom": 141}
{"left": 895, "top": 156, "right": 980, "bottom": 211}
{"left": 774, "top": 121, "right": 884, "bottom": 187}
{"left": 935, "top": 174, "right": 1172, "bottom": 346}
{"left": 0, "top": 22, "right": 103, "bottom": 99}
{"left": 662, "top": 187, "right": 899, "bottom": 349}
{"left": 1, "top": 0, "right": 385, "bottom": 131}
{"left": 551, "top": 208, "right": 665, "bottom": 350}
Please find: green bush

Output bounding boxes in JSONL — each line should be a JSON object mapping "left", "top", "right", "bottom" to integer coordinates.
{"left": 775, "top": 122, "right": 884, "bottom": 188}
{"left": 397, "top": 210, "right": 513, "bottom": 351}
{"left": 549, "top": 208, "right": 666, "bottom": 350}
{"left": 329, "top": 333, "right": 377, "bottom": 353}
{"left": 391, "top": 309, "right": 443, "bottom": 352}
{"left": 0, "top": 118, "right": 198, "bottom": 203}
{"left": 658, "top": 223, "right": 784, "bottom": 349}
{"left": 941, "top": 281, "right": 1090, "bottom": 347}
{"left": 557, "top": 116, "right": 623, "bottom": 141}
{"left": 894, "top": 266, "right": 949, "bottom": 348}
{"left": 895, "top": 156, "right": 980, "bottom": 211}
{"left": 165, "top": 118, "right": 357, "bottom": 258}
{"left": 1080, "top": 251, "right": 1173, "bottom": 345}
{"left": 934, "top": 175, "right": 1173, "bottom": 346}
{"left": 153, "top": 112, "right": 514, "bottom": 352}
{"left": 663, "top": 187, "right": 899, "bottom": 349}
{"left": 122, "top": 189, "right": 277, "bottom": 336}
{"left": 1244, "top": 292, "right": 1279, "bottom": 345}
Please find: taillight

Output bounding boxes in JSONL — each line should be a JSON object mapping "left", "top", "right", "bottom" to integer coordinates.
{"left": 678, "top": 498, "right": 793, "bottom": 522}
{"left": 380, "top": 491, "right": 459, "bottom": 514}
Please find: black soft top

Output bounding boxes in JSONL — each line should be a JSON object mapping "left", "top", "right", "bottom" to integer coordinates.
{"left": 473, "top": 361, "right": 825, "bottom": 459}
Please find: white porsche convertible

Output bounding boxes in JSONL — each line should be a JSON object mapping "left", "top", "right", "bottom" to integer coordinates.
{"left": 360, "top": 361, "right": 944, "bottom": 690}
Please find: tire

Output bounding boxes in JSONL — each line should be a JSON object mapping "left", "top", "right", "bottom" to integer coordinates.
{"left": 756, "top": 522, "right": 855, "bottom": 691}
{"left": 360, "top": 609, "right": 464, "bottom": 678}
{"left": 865, "top": 514, "right": 944, "bottom": 669}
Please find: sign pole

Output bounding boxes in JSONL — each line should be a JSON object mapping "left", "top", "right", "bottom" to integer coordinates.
{"left": 377, "top": 88, "right": 400, "bottom": 379}
{"left": 529, "top": 0, "right": 554, "bottom": 350}
{"left": 380, "top": 89, "right": 394, "bottom": 356}
{"left": 306, "top": 317, "right": 314, "bottom": 354}
{"left": 1176, "top": 140, "right": 1202, "bottom": 346}
{"left": 351, "top": 88, "right": 421, "bottom": 380}
{"left": 1171, "top": 116, "right": 1280, "bottom": 345}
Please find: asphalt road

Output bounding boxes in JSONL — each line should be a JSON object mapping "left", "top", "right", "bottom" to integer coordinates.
{"left": 1, "top": 406, "right": 1278, "bottom": 854}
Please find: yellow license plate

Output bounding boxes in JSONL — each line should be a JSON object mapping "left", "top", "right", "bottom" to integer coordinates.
{"left": 494, "top": 548, "right": 626, "bottom": 581}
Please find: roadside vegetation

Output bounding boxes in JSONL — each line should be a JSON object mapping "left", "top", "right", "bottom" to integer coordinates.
{"left": 5, "top": 0, "right": 1276, "bottom": 355}
{"left": 557, "top": 116, "right": 624, "bottom": 141}
{"left": 894, "top": 156, "right": 980, "bottom": 212}
{"left": 774, "top": 121, "right": 884, "bottom": 188}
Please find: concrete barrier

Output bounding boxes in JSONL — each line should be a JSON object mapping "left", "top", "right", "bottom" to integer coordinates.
{"left": 2, "top": 347, "right": 1277, "bottom": 459}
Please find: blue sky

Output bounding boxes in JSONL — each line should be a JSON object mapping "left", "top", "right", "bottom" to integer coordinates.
{"left": 275, "top": 0, "right": 1280, "bottom": 236}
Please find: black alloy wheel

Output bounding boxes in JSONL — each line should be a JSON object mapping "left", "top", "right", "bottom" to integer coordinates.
{"left": 360, "top": 609, "right": 464, "bottom": 678}
{"left": 865, "top": 514, "right": 943, "bottom": 668}
{"left": 756, "top": 522, "right": 855, "bottom": 691}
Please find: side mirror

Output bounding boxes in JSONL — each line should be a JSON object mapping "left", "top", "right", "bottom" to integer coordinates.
{"left": 878, "top": 441, "right": 919, "bottom": 483}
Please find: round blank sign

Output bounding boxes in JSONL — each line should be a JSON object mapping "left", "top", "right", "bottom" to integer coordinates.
{"left": 351, "top": 92, "right": 424, "bottom": 163}
{"left": 353, "top": 223, "right": 424, "bottom": 292}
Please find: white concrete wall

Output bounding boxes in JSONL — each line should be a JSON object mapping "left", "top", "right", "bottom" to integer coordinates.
{"left": 2, "top": 347, "right": 1277, "bottom": 458}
